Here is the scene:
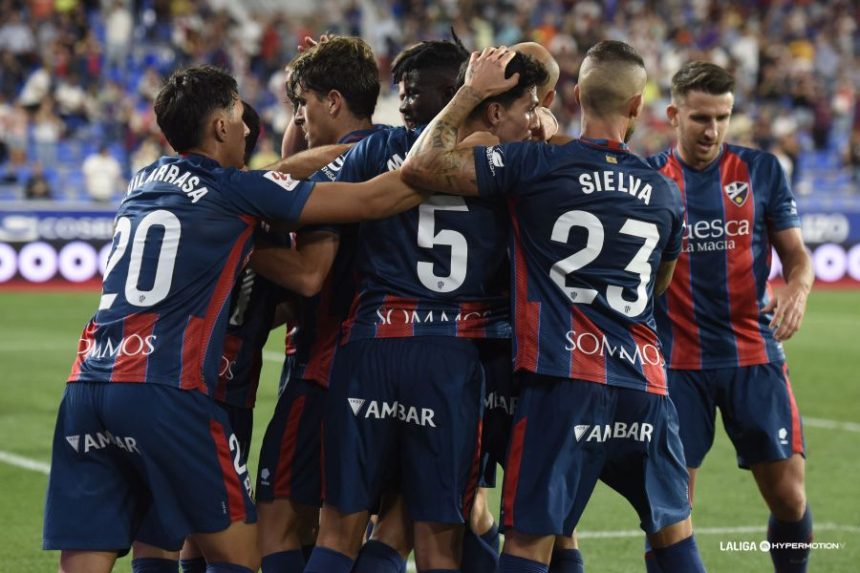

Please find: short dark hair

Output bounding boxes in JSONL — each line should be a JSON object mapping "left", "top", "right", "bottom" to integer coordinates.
{"left": 671, "top": 61, "right": 736, "bottom": 100}
{"left": 286, "top": 36, "right": 380, "bottom": 119}
{"left": 457, "top": 52, "right": 548, "bottom": 120}
{"left": 391, "top": 34, "right": 470, "bottom": 84}
{"left": 584, "top": 40, "right": 645, "bottom": 69}
{"left": 154, "top": 65, "right": 238, "bottom": 152}
{"left": 242, "top": 100, "right": 260, "bottom": 166}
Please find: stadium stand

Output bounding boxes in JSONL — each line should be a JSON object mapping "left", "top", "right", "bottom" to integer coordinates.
{"left": 0, "top": 0, "right": 857, "bottom": 203}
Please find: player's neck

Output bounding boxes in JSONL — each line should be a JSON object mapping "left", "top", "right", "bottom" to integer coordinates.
{"left": 333, "top": 116, "right": 373, "bottom": 143}
{"left": 183, "top": 145, "right": 225, "bottom": 167}
{"left": 580, "top": 115, "right": 628, "bottom": 146}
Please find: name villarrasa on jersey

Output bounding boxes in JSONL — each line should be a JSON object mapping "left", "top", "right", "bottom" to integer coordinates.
{"left": 579, "top": 171, "right": 653, "bottom": 205}
{"left": 126, "top": 165, "right": 210, "bottom": 203}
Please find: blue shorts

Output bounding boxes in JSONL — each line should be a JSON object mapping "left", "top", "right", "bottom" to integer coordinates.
{"left": 43, "top": 383, "right": 256, "bottom": 552}
{"left": 218, "top": 402, "right": 253, "bottom": 469}
{"left": 324, "top": 336, "right": 484, "bottom": 524}
{"left": 476, "top": 339, "right": 516, "bottom": 488}
{"left": 668, "top": 361, "right": 806, "bottom": 469}
{"left": 501, "top": 373, "right": 690, "bottom": 536}
{"left": 256, "top": 377, "right": 326, "bottom": 506}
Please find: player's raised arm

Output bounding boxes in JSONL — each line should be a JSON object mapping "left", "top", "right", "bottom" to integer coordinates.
{"left": 400, "top": 47, "right": 520, "bottom": 196}
{"left": 266, "top": 144, "right": 352, "bottom": 179}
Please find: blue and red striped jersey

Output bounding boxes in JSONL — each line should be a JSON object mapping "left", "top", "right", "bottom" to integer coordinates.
{"left": 338, "top": 127, "right": 511, "bottom": 342}
{"left": 214, "top": 228, "right": 290, "bottom": 408}
{"left": 474, "top": 138, "right": 685, "bottom": 395}
{"left": 68, "top": 153, "right": 314, "bottom": 395}
{"left": 646, "top": 144, "right": 800, "bottom": 370}
{"left": 290, "top": 125, "right": 389, "bottom": 387}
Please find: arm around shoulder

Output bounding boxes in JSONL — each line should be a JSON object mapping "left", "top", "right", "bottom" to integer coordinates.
{"left": 297, "top": 171, "right": 430, "bottom": 225}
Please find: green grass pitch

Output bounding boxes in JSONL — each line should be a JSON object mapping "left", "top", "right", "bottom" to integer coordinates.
{"left": 1, "top": 289, "right": 858, "bottom": 571}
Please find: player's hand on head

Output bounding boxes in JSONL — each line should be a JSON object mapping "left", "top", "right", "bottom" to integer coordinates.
{"left": 764, "top": 283, "right": 808, "bottom": 341}
{"left": 298, "top": 33, "right": 333, "bottom": 52}
{"left": 298, "top": 34, "right": 334, "bottom": 52}
{"left": 464, "top": 46, "right": 520, "bottom": 99}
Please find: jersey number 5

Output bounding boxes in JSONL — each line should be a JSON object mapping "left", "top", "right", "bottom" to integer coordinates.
{"left": 416, "top": 195, "right": 469, "bottom": 293}
{"left": 99, "top": 210, "right": 181, "bottom": 310}
{"left": 550, "top": 210, "right": 658, "bottom": 317}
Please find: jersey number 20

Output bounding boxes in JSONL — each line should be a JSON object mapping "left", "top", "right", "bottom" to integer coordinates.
{"left": 99, "top": 210, "right": 181, "bottom": 310}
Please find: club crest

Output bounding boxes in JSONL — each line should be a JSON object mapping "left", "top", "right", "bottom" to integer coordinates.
{"left": 724, "top": 181, "right": 749, "bottom": 206}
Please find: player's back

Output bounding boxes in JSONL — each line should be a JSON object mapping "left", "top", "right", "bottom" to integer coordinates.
{"left": 69, "top": 154, "right": 312, "bottom": 394}
{"left": 337, "top": 127, "right": 511, "bottom": 341}
{"left": 474, "top": 138, "right": 684, "bottom": 393}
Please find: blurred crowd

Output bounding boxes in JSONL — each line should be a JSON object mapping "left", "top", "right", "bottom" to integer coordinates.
{"left": 0, "top": 0, "right": 858, "bottom": 202}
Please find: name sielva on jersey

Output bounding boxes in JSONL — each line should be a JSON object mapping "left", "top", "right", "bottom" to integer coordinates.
{"left": 127, "top": 165, "right": 210, "bottom": 203}
{"left": 579, "top": 170, "right": 653, "bottom": 205}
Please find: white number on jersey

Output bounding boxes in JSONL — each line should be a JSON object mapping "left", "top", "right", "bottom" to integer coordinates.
{"left": 550, "top": 210, "right": 659, "bottom": 317}
{"left": 99, "top": 210, "right": 181, "bottom": 310}
{"left": 416, "top": 195, "right": 469, "bottom": 293}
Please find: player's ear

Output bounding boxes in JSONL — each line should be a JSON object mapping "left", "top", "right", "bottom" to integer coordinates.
{"left": 628, "top": 92, "right": 644, "bottom": 120}
{"left": 667, "top": 101, "right": 679, "bottom": 127}
{"left": 573, "top": 84, "right": 581, "bottom": 106}
{"left": 486, "top": 102, "right": 503, "bottom": 128}
{"left": 327, "top": 90, "right": 343, "bottom": 116}
{"left": 213, "top": 112, "right": 228, "bottom": 143}
{"left": 542, "top": 89, "right": 556, "bottom": 108}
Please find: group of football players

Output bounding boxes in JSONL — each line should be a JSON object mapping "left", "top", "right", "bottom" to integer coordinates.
{"left": 43, "top": 30, "right": 814, "bottom": 573}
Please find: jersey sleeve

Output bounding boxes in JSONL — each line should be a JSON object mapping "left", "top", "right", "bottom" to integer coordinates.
{"left": 764, "top": 153, "right": 800, "bottom": 231}
{"left": 474, "top": 141, "right": 551, "bottom": 198}
{"left": 221, "top": 168, "right": 315, "bottom": 224}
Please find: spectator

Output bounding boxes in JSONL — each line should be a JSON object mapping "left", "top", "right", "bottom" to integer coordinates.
{"left": 32, "top": 98, "right": 63, "bottom": 166}
{"left": 54, "top": 72, "right": 89, "bottom": 134}
{"left": 130, "top": 134, "right": 164, "bottom": 174}
{"left": 104, "top": 0, "right": 133, "bottom": 76}
{"left": 25, "top": 162, "right": 52, "bottom": 200}
{"left": 0, "top": 11, "right": 36, "bottom": 61}
{"left": 3, "top": 100, "right": 29, "bottom": 166}
{"left": 17, "top": 60, "right": 51, "bottom": 111}
{"left": 81, "top": 145, "right": 123, "bottom": 202}
{"left": 137, "top": 66, "right": 163, "bottom": 102}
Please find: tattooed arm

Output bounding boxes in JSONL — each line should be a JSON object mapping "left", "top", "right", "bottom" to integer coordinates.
{"left": 401, "top": 47, "right": 520, "bottom": 196}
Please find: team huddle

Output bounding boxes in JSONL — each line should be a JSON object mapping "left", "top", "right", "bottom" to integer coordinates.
{"left": 43, "top": 34, "right": 814, "bottom": 573}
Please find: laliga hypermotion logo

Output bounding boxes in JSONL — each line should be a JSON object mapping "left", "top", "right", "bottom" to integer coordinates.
{"left": 724, "top": 181, "right": 749, "bottom": 207}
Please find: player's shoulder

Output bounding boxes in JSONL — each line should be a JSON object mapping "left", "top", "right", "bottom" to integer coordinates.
{"left": 349, "top": 125, "right": 411, "bottom": 156}
{"left": 644, "top": 148, "right": 672, "bottom": 170}
{"left": 339, "top": 123, "right": 392, "bottom": 144}
{"left": 724, "top": 143, "right": 780, "bottom": 169}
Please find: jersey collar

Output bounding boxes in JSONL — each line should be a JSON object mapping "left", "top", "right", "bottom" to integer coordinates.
{"left": 178, "top": 152, "right": 221, "bottom": 168}
{"left": 338, "top": 124, "right": 389, "bottom": 144}
{"left": 579, "top": 137, "right": 629, "bottom": 152}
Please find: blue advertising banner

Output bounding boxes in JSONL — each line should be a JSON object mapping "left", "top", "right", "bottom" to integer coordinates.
{"left": 1, "top": 204, "right": 860, "bottom": 285}
{"left": 0, "top": 205, "right": 116, "bottom": 284}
